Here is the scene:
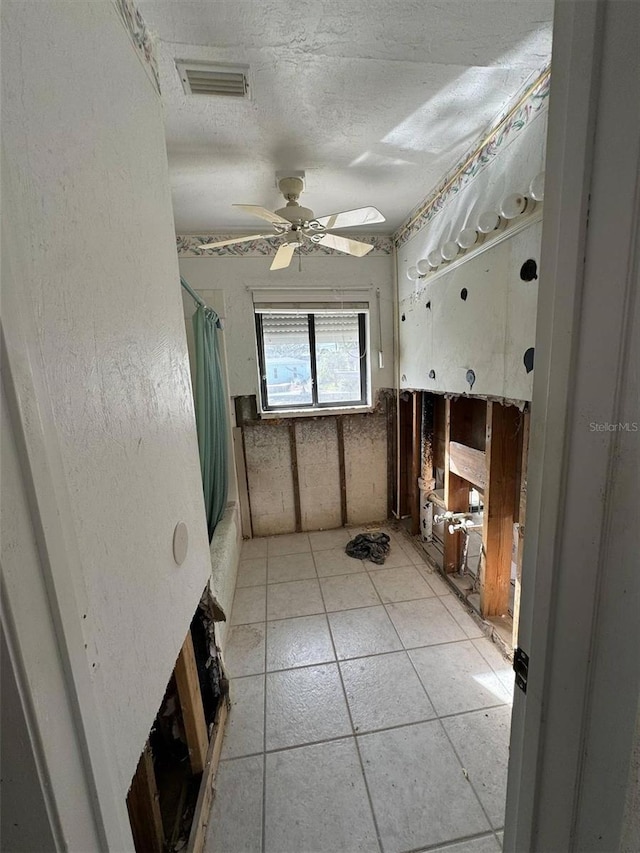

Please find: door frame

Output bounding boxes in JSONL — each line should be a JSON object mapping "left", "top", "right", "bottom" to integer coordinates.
{"left": 504, "top": 1, "right": 640, "bottom": 850}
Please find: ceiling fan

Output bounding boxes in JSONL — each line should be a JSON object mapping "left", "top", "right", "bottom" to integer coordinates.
{"left": 198, "top": 176, "right": 385, "bottom": 270}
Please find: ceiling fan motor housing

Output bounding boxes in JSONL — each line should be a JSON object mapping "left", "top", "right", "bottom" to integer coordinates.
{"left": 278, "top": 175, "right": 305, "bottom": 200}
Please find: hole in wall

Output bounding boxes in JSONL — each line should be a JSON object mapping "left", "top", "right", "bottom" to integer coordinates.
{"left": 520, "top": 259, "right": 538, "bottom": 281}
{"left": 524, "top": 347, "right": 535, "bottom": 373}
{"left": 426, "top": 301, "right": 431, "bottom": 310}
{"left": 466, "top": 369, "right": 476, "bottom": 389}
{"left": 401, "top": 313, "right": 406, "bottom": 321}
{"left": 429, "top": 370, "right": 436, "bottom": 379}
{"left": 460, "top": 288, "right": 468, "bottom": 301}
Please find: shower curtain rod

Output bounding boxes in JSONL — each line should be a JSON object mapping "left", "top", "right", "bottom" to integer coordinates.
{"left": 180, "top": 276, "right": 224, "bottom": 328}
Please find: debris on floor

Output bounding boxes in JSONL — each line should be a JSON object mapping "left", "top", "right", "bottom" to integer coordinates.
{"left": 345, "top": 531, "right": 391, "bottom": 564}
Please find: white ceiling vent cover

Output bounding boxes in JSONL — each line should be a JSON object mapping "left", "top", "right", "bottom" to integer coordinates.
{"left": 176, "top": 61, "right": 250, "bottom": 98}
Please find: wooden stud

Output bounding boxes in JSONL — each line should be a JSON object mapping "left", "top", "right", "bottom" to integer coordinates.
{"left": 386, "top": 392, "right": 397, "bottom": 519}
{"left": 289, "top": 422, "right": 302, "bottom": 533}
{"left": 126, "top": 742, "right": 165, "bottom": 853}
{"left": 410, "top": 391, "right": 421, "bottom": 535}
{"left": 444, "top": 399, "right": 469, "bottom": 573}
{"left": 174, "top": 632, "right": 209, "bottom": 776}
{"left": 336, "top": 417, "right": 348, "bottom": 527}
{"left": 187, "top": 693, "right": 230, "bottom": 853}
{"left": 481, "top": 402, "right": 521, "bottom": 617}
{"left": 232, "top": 426, "right": 253, "bottom": 538}
{"left": 512, "top": 409, "right": 530, "bottom": 645}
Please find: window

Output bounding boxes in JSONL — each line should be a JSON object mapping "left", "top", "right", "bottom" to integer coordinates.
{"left": 255, "top": 308, "right": 369, "bottom": 412}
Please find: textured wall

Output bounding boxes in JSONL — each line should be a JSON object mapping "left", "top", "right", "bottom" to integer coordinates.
{"left": 178, "top": 254, "right": 395, "bottom": 399}
{"left": 2, "top": 0, "right": 212, "bottom": 816}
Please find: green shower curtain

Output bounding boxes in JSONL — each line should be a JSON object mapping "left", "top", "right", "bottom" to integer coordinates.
{"left": 192, "top": 302, "right": 228, "bottom": 540}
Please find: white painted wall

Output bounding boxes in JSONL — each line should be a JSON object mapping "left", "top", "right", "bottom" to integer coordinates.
{"left": 178, "top": 254, "right": 395, "bottom": 399}
{"left": 399, "top": 221, "right": 541, "bottom": 399}
{"left": 2, "top": 1, "right": 212, "bottom": 842}
{"left": 397, "top": 104, "right": 547, "bottom": 400}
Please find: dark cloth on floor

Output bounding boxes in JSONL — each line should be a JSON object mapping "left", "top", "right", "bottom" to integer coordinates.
{"left": 345, "top": 532, "right": 391, "bottom": 565}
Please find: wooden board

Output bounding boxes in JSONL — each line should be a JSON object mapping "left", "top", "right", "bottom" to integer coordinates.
{"left": 175, "top": 632, "right": 209, "bottom": 776}
{"left": 481, "top": 402, "right": 521, "bottom": 617}
{"left": 187, "top": 693, "right": 230, "bottom": 853}
{"left": 444, "top": 399, "right": 469, "bottom": 573}
{"left": 336, "top": 417, "right": 348, "bottom": 527}
{"left": 448, "top": 441, "right": 487, "bottom": 491}
{"left": 126, "top": 742, "right": 165, "bottom": 853}
{"left": 232, "top": 427, "right": 252, "bottom": 538}
{"left": 512, "top": 409, "right": 530, "bottom": 645}
{"left": 410, "top": 391, "right": 421, "bottom": 535}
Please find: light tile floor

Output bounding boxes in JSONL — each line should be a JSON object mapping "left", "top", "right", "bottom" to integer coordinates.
{"left": 207, "top": 528, "right": 513, "bottom": 853}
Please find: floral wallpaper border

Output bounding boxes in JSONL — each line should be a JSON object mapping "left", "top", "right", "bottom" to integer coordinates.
{"left": 393, "top": 65, "right": 551, "bottom": 248}
{"left": 114, "top": 0, "right": 160, "bottom": 95}
{"left": 176, "top": 234, "right": 394, "bottom": 257}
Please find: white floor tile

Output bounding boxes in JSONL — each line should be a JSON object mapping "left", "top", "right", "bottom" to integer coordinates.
{"left": 328, "top": 606, "right": 403, "bottom": 660}
{"left": 340, "top": 651, "right": 436, "bottom": 732}
{"left": 230, "top": 586, "right": 266, "bottom": 626}
{"left": 236, "top": 557, "right": 267, "bottom": 588}
{"left": 267, "top": 551, "right": 316, "bottom": 584}
{"left": 441, "top": 595, "right": 486, "bottom": 639}
{"left": 266, "top": 614, "right": 335, "bottom": 671}
{"left": 265, "top": 663, "right": 352, "bottom": 750}
{"left": 205, "top": 755, "right": 263, "bottom": 853}
{"left": 374, "top": 544, "right": 415, "bottom": 569}
{"left": 410, "top": 641, "right": 512, "bottom": 716}
{"left": 368, "top": 565, "right": 436, "bottom": 603}
{"left": 425, "top": 835, "right": 502, "bottom": 853}
{"left": 314, "top": 547, "right": 365, "bottom": 577}
{"left": 309, "top": 528, "right": 352, "bottom": 551}
{"left": 264, "top": 739, "right": 379, "bottom": 853}
{"left": 241, "top": 537, "right": 268, "bottom": 559}
{"left": 359, "top": 721, "right": 490, "bottom": 852}
{"left": 442, "top": 706, "right": 512, "bottom": 829}
{"left": 224, "top": 623, "right": 266, "bottom": 677}
{"left": 472, "top": 638, "right": 515, "bottom": 698}
{"left": 266, "top": 578, "right": 324, "bottom": 621}
{"left": 320, "top": 573, "right": 381, "bottom": 612}
{"left": 221, "top": 675, "right": 264, "bottom": 760}
{"left": 267, "top": 531, "right": 311, "bottom": 556}
{"left": 386, "top": 597, "right": 467, "bottom": 648}
{"left": 417, "top": 566, "right": 453, "bottom": 596}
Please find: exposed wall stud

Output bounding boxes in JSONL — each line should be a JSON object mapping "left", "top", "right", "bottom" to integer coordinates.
{"left": 481, "top": 402, "right": 520, "bottom": 617}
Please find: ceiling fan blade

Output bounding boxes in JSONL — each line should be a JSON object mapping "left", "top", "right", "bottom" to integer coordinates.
{"left": 198, "top": 234, "right": 272, "bottom": 249}
{"left": 233, "top": 204, "right": 291, "bottom": 225}
{"left": 315, "top": 206, "right": 385, "bottom": 230}
{"left": 318, "top": 233, "right": 374, "bottom": 257}
{"left": 270, "top": 242, "right": 297, "bottom": 271}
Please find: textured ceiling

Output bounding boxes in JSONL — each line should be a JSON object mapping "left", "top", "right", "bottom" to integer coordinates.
{"left": 138, "top": 0, "right": 553, "bottom": 234}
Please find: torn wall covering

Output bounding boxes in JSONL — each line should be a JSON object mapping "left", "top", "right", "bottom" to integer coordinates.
{"left": 396, "top": 67, "right": 550, "bottom": 402}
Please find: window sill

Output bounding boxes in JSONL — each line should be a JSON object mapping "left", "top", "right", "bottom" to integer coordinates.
{"left": 259, "top": 405, "right": 374, "bottom": 420}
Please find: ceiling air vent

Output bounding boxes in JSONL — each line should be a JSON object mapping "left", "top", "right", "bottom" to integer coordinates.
{"left": 176, "top": 61, "right": 250, "bottom": 98}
